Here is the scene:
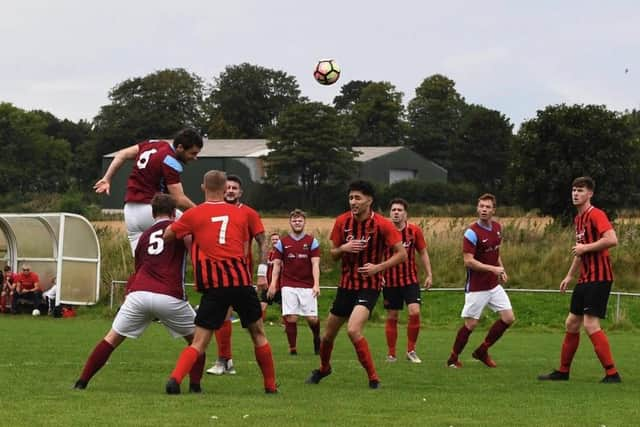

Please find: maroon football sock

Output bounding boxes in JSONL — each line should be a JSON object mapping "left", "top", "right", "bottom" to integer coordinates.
{"left": 79, "top": 339, "right": 115, "bottom": 383}
{"left": 589, "top": 330, "right": 617, "bottom": 376}
{"left": 559, "top": 331, "right": 580, "bottom": 373}
{"left": 479, "top": 319, "right": 510, "bottom": 351}
{"left": 309, "top": 320, "right": 320, "bottom": 339}
{"left": 170, "top": 346, "right": 199, "bottom": 384}
{"left": 407, "top": 314, "right": 421, "bottom": 353}
{"left": 451, "top": 325, "right": 472, "bottom": 359}
{"left": 285, "top": 320, "right": 298, "bottom": 352}
{"left": 354, "top": 337, "right": 378, "bottom": 381}
{"left": 254, "top": 342, "right": 276, "bottom": 391}
{"left": 189, "top": 352, "right": 206, "bottom": 385}
{"left": 319, "top": 338, "right": 334, "bottom": 373}
{"left": 385, "top": 318, "right": 398, "bottom": 357}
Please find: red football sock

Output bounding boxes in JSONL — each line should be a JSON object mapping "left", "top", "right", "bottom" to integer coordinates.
{"left": 385, "top": 318, "right": 398, "bottom": 357}
{"left": 451, "top": 325, "right": 472, "bottom": 359}
{"left": 319, "top": 338, "right": 334, "bottom": 373}
{"left": 79, "top": 339, "right": 115, "bottom": 383}
{"left": 254, "top": 343, "right": 276, "bottom": 391}
{"left": 407, "top": 314, "right": 421, "bottom": 353}
{"left": 354, "top": 337, "right": 378, "bottom": 381}
{"left": 285, "top": 320, "right": 297, "bottom": 352}
{"left": 170, "top": 346, "right": 200, "bottom": 384}
{"left": 189, "top": 352, "right": 206, "bottom": 385}
{"left": 215, "top": 320, "right": 232, "bottom": 360}
{"left": 559, "top": 331, "right": 580, "bottom": 373}
{"left": 589, "top": 330, "right": 617, "bottom": 375}
{"left": 0, "top": 294, "right": 6, "bottom": 312}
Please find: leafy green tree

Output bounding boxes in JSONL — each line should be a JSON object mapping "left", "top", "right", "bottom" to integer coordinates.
{"left": 407, "top": 74, "right": 466, "bottom": 169}
{"left": 93, "top": 68, "right": 207, "bottom": 155}
{"left": 350, "top": 82, "right": 406, "bottom": 146}
{"left": 333, "top": 80, "right": 373, "bottom": 113}
{"left": 264, "top": 102, "right": 357, "bottom": 209}
{"left": 207, "top": 63, "right": 301, "bottom": 138}
{"left": 0, "top": 103, "right": 72, "bottom": 196}
{"left": 450, "top": 105, "right": 513, "bottom": 189}
{"left": 511, "top": 104, "right": 640, "bottom": 221}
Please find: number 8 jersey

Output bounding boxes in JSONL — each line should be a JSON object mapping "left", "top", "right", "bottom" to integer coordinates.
{"left": 170, "top": 201, "right": 252, "bottom": 290}
{"left": 125, "top": 140, "right": 184, "bottom": 203}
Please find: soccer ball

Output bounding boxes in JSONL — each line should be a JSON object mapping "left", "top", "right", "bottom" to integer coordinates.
{"left": 32, "top": 309, "right": 41, "bottom": 316}
{"left": 314, "top": 59, "right": 341, "bottom": 85}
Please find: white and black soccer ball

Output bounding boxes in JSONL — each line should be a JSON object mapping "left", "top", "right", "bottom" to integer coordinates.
{"left": 314, "top": 59, "right": 341, "bottom": 85}
{"left": 32, "top": 309, "right": 41, "bottom": 317}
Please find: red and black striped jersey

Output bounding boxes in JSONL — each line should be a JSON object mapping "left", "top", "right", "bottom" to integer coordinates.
{"left": 330, "top": 211, "right": 402, "bottom": 291}
{"left": 575, "top": 206, "right": 614, "bottom": 284}
{"left": 383, "top": 223, "right": 427, "bottom": 287}
{"left": 171, "top": 201, "right": 252, "bottom": 290}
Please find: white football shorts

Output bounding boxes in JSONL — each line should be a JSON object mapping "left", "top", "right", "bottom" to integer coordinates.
{"left": 112, "top": 291, "right": 195, "bottom": 338}
{"left": 124, "top": 202, "right": 183, "bottom": 254}
{"left": 460, "top": 285, "right": 512, "bottom": 320}
{"left": 281, "top": 287, "right": 318, "bottom": 316}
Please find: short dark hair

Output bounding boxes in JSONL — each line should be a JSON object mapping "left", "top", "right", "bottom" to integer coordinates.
{"left": 270, "top": 232, "right": 280, "bottom": 238}
{"left": 389, "top": 198, "right": 408, "bottom": 211}
{"left": 572, "top": 176, "right": 595, "bottom": 191}
{"left": 227, "top": 174, "right": 243, "bottom": 189}
{"left": 172, "top": 128, "right": 203, "bottom": 151}
{"left": 348, "top": 180, "right": 375, "bottom": 199}
{"left": 478, "top": 193, "right": 497, "bottom": 207}
{"left": 3, "top": 265, "right": 10, "bottom": 271}
{"left": 151, "top": 193, "right": 176, "bottom": 218}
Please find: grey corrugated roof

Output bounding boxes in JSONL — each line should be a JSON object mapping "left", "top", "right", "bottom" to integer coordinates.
{"left": 106, "top": 139, "right": 406, "bottom": 161}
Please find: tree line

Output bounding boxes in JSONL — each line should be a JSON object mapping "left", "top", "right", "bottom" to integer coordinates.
{"left": 1, "top": 64, "right": 639, "bottom": 220}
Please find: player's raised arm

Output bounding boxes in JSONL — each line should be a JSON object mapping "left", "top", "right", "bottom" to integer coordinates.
{"left": 94, "top": 144, "right": 139, "bottom": 195}
{"left": 167, "top": 183, "right": 196, "bottom": 211}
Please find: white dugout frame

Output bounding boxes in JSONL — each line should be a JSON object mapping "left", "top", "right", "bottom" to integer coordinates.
{"left": 0, "top": 213, "right": 100, "bottom": 305}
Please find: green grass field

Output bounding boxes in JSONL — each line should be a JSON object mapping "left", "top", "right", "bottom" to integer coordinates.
{"left": 1, "top": 291, "right": 639, "bottom": 427}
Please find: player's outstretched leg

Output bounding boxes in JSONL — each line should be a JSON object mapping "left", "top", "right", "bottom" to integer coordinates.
{"left": 385, "top": 317, "right": 398, "bottom": 362}
{"left": 538, "top": 331, "right": 578, "bottom": 381}
{"left": 74, "top": 338, "right": 118, "bottom": 390}
{"left": 167, "top": 346, "right": 200, "bottom": 394}
{"left": 447, "top": 325, "right": 472, "bottom": 368}
{"left": 588, "top": 330, "right": 621, "bottom": 383}
{"left": 406, "top": 313, "right": 421, "bottom": 363}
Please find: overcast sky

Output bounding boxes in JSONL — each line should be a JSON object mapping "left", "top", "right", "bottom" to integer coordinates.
{"left": 1, "top": 0, "right": 638, "bottom": 127}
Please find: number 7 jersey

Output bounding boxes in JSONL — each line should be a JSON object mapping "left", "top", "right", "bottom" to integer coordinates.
{"left": 170, "top": 201, "right": 252, "bottom": 290}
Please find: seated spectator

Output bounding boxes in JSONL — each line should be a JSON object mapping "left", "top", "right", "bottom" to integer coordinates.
{"left": 1, "top": 265, "right": 18, "bottom": 313}
{"left": 43, "top": 277, "right": 59, "bottom": 316}
{"left": 12, "top": 264, "right": 42, "bottom": 313}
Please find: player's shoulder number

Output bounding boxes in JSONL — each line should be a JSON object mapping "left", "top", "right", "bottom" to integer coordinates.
{"left": 148, "top": 229, "right": 165, "bottom": 255}
{"left": 137, "top": 148, "right": 158, "bottom": 169}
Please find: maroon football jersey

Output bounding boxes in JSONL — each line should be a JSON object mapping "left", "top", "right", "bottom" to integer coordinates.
{"left": 574, "top": 206, "right": 614, "bottom": 284}
{"left": 124, "top": 140, "right": 183, "bottom": 204}
{"left": 330, "top": 211, "right": 402, "bottom": 291}
{"left": 273, "top": 234, "right": 321, "bottom": 289}
{"left": 462, "top": 220, "right": 502, "bottom": 292}
{"left": 384, "top": 223, "right": 427, "bottom": 287}
{"left": 128, "top": 219, "right": 187, "bottom": 300}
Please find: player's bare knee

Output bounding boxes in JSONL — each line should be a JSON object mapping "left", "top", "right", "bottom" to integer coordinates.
{"left": 464, "top": 318, "right": 479, "bottom": 330}
{"left": 346, "top": 327, "right": 363, "bottom": 343}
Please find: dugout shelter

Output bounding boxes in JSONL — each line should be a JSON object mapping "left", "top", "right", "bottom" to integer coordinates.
{"left": 0, "top": 213, "right": 100, "bottom": 306}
